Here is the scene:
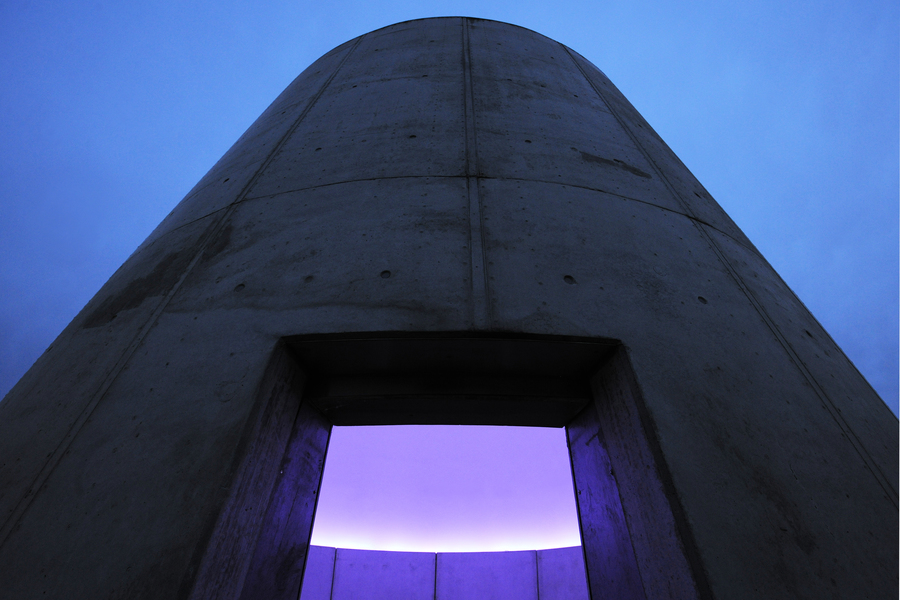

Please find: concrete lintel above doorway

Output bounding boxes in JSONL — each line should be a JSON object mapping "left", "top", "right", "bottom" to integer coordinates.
{"left": 285, "top": 333, "right": 619, "bottom": 426}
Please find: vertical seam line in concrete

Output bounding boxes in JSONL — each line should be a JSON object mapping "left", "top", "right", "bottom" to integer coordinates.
{"left": 534, "top": 550, "right": 540, "bottom": 600}
{"left": 462, "top": 17, "right": 492, "bottom": 330}
{"left": 329, "top": 548, "right": 338, "bottom": 600}
{"left": 433, "top": 552, "right": 438, "bottom": 600}
{"left": 0, "top": 34, "right": 365, "bottom": 549}
{"left": 562, "top": 45, "right": 898, "bottom": 507}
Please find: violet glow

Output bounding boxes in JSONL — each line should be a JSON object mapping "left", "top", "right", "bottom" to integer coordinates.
{"left": 309, "top": 425, "right": 582, "bottom": 552}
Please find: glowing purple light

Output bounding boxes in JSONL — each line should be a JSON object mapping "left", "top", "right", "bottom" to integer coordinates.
{"left": 310, "top": 425, "right": 581, "bottom": 552}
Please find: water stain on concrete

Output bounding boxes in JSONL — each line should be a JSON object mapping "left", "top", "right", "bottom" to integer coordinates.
{"left": 580, "top": 150, "right": 651, "bottom": 179}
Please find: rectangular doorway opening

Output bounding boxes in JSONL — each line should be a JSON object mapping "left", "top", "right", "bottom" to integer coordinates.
{"left": 300, "top": 423, "right": 589, "bottom": 600}
{"left": 190, "top": 334, "right": 707, "bottom": 600}
{"left": 290, "top": 333, "right": 607, "bottom": 600}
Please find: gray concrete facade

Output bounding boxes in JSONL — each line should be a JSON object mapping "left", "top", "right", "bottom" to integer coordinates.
{"left": 0, "top": 16, "right": 896, "bottom": 600}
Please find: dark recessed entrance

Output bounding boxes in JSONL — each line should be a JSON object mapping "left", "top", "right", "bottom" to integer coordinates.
{"left": 292, "top": 333, "right": 613, "bottom": 427}
{"left": 188, "top": 333, "right": 707, "bottom": 600}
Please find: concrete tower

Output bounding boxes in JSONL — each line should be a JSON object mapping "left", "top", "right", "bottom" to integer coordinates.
{"left": 0, "top": 17, "right": 895, "bottom": 600}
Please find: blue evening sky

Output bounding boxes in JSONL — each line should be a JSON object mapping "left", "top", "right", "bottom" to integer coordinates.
{"left": 0, "top": 1, "right": 896, "bottom": 552}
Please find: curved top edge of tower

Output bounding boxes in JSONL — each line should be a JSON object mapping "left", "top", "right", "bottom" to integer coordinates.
{"left": 335, "top": 16, "right": 597, "bottom": 69}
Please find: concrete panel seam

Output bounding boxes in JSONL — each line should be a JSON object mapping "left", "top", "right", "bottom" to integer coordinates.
{"left": 564, "top": 45, "right": 898, "bottom": 507}
{"left": 534, "top": 549, "right": 540, "bottom": 600}
{"left": 0, "top": 33, "right": 366, "bottom": 551}
{"left": 719, "top": 223, "right": 889, "bottom": 404}
{"left": 463, "top": 17, "right": 492, "bottom": 330}
{"left": 108, "top": 168, "right": 754, "bottom": 269}
{"left": 562, "top": 45, "right": 726, "bottom": 242}
{"left": 432, "top": 551, "right": 437, "bottom": 600}
{"left": 147, "top": 203, "right": 231, "bottom": 240}
{"left": 329, "top": 546, "right": 338, "bottom": 600}
{"left": 145, "top": 36, "right": 362, "bottom": 253}
{"left": 239, "top": 173, "right": 758, "bottom": 254}
{"left": 224, "top": 34, "right": 362, "bottom": 217}
{"left": 697, "top": 225, "right": 900, "bottom": 507}
{"left": 0, "top": 214, "right": 225, "bottom": 548}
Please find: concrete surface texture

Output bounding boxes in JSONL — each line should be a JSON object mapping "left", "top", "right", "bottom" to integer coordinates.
{"left": 0, "top": 16, "right": 896, "bottom": 600}
{"left": 298, "top": 545, "right": 589, "bottom": 600}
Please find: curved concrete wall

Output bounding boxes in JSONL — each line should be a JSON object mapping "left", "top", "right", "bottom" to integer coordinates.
{"left": 0, "top": 16, "right": 895, "bottom": 600}
{"left": 299, "top": 545, "right": 588, "bottom": 600}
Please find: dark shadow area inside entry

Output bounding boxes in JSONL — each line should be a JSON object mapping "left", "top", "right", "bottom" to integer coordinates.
{"left": 187, "top": 333, "right": 707, "bottom": 600}
{"left": 290, "top": 332, "right": 616, "bottom": 426}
